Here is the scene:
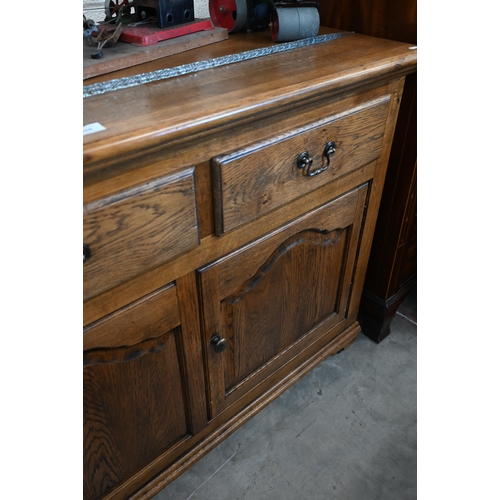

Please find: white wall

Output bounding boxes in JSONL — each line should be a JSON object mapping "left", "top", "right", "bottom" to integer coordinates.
{"left": 83, "top": 1, "right": 209, "bottom": 22}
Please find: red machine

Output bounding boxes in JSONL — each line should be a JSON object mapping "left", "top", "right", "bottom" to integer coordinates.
{"left": 209, "top": 0, "right": 320, "bottom": 41}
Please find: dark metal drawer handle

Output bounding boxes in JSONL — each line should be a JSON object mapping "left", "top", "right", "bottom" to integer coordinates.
{"left": 297, "top": 151, "right": 313, "bottom": 172}
{"left": 83, "top": 244, "right": 91, "bottom": 262}
{"left": 210, "top": 334, "right": 228, "bottom": 353}
{"left": 297, "top": 141, "right": 337, "bottom": 177}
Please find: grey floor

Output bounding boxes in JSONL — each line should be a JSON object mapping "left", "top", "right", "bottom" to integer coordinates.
{"left": 153, "top": 287, "right": 417, "bottom": 500}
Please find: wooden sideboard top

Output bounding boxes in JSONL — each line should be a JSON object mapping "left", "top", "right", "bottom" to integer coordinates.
{"left": 83, "top": 29, "right": 416, "bottom": 174}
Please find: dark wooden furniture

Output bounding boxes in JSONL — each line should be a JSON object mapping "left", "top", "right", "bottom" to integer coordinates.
{"left": 318, "top": 0, "right": 417, "bottom": 342}
{"left": 83, "top": 29, "right": 416, "bottom": 500}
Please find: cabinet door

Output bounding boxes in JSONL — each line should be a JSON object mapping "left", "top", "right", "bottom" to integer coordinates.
{"left": 83, "top": 280, "right": 206, "bottom": 500}
{"left": 198, "top": 184, "right": 368, "bottom": 419}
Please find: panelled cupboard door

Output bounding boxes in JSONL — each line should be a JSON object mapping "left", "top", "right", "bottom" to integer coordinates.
{"left": 83, "top": 281, "right": 206, "bottom": 500}
{"left": 198, "top": 184, "right": 369, "bottom": 420}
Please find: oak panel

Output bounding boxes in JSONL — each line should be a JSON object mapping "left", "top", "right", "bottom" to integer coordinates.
{"left": 222, "top": 228, "right": 348, "bottom": 391}
{"left": 83, "top": 168, "right": 199, "bottom": 300}
{"left": 83, "top": 31, "right": 416, "bottom": 170}
{"left": 199, "top": 184, "right": 368, "bottom": 418}
{"left": 83, "top": 329, "right": 189, "bottom": 500}
{"left": 83, "top": 162, "right": 376, "bottom": 326}
{"left": 83, "top": 283, "right": 179, "bottom": 351}
{"left": 214, "top": 185, "right": 361, "bottom": 300}
{"left": 212, "top": 96, "right": 389, "bottom": 234}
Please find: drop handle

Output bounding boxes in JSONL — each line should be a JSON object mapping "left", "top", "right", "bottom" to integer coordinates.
{"left": 323, "top": 141, "right": 337, "bottom": 164}
{"left": 210, "top": 334, "right": 228, "bottom": 353}
{"left": 297, "top": 151, "right": 313, "bottom": 171}
{"left": 297, "top": 141, "right": 337, "bottom": 177}
{"left": 83, "top": 244, "right": 91, "bottom": 262}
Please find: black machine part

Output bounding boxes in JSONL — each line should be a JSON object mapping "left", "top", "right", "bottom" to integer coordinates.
{"left": 134, "top": 0, "right": 195, "bottom": 29}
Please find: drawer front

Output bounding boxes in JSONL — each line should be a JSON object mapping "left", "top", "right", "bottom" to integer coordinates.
{"left": 212, "top": 96, "right": 390, "bottom": 235}
{"left": 83, "top": 167, "right": 199, "bottom": 300}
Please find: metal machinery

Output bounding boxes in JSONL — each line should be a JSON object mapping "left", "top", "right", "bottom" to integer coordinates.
{"left": 83, "top": 0, "right": 320, "bottom": 61}
{"left": 84, "top": 0, "right": 213, "bottom": 56}
{"left": 133, "top": 0, "right": 195, "bottom": 28}
{"left": 209, "top": 0, "right": 320, "bottom": 41}
{"left": 101, "top": 0, "right": 195, "bottom": 28}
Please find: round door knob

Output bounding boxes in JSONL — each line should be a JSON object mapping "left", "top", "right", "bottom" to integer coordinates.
{"left": 210, "top": 334, "right": 228, "bottom": 353}
{"left": 83, "top": 244, "right": 91, "bottom": 262}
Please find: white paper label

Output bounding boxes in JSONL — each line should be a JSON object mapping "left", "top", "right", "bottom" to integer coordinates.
{"left": 83, "top": 122, "right": 106, "bottom": 136}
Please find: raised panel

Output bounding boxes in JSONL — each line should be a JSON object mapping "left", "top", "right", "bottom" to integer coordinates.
{"left": 82, "top": 282, "right": 207, "bottom": 500}
{"left": 199, "top": 184, "right": 368, "bottom": 418}
{"left": 83, "top": 329, "right": 189, "bottom": 500}
{"left": 222, "top": 228, "right": 349, "bottom": 392}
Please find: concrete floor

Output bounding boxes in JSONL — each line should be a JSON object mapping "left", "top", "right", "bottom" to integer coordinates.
{"left": 153, "top": 287, "right": 417, "bottom": 500}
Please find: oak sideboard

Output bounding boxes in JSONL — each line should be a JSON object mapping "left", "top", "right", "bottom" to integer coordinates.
{"left": 83, "top": 28, "right": 417, "bottom": 500}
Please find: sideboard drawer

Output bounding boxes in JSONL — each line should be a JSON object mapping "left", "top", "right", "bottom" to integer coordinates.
{"left": 83, "top": 167, "right": 199, "bottom": 300}
{"left": 212, "top": 96, "right": 391, "bottom": 235}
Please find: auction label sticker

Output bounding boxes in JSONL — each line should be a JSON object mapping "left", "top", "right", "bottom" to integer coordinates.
{"left": 83, "top": 122, "right": 106, "bottom": 136}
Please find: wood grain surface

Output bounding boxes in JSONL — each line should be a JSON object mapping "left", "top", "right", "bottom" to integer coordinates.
{"left": 198, "top": 185, "right": 368, "bottom": 418}
{"left": 83, "top": 283, "right": 179, "bottom": 350}
{"left": 213, "top": 95, "right": 390, "bottom": 234}
{"left": 84, "top": 328, "right": 189, "bottom": 500}
{"left": 82, "top": 28, "right": 416, "bottom": 500}
{"left": 83, "top": 27, "right": 228, "bottom": 79}
{"left": 318, "top": 0, "right": 417, "bottom": 44}
{"left": 83, "top": 30, "right": 417, "bottom": 170}
{"left": 83, "top": 167, "right": 199, "bottom": 300}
